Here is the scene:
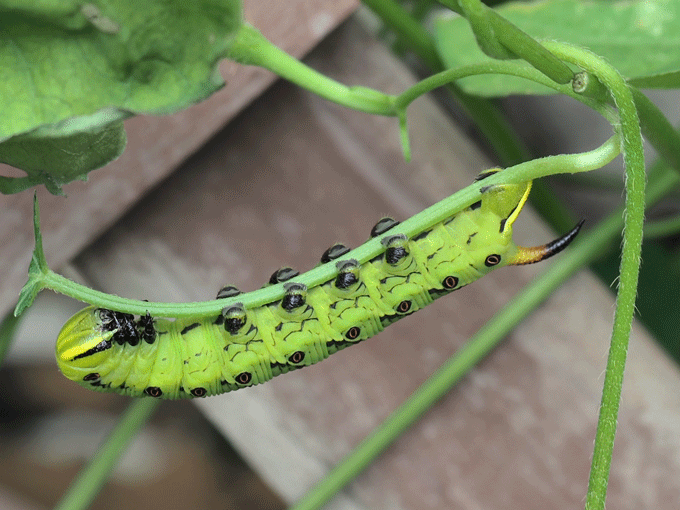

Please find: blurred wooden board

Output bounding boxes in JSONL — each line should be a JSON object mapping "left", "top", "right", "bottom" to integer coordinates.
{"left": 55, "top": 17, "right": 680, "bottom": 510}
{"left": 0, "top": 0, "right": 358, "bottom": 317}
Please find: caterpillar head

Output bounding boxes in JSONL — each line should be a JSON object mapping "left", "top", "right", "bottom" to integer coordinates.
{"left": 55, "top": 306, "right": 115, "bottom": 385}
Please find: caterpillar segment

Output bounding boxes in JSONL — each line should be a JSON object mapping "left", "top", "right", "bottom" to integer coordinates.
{"left": 56, "top": 170, "right": 583, "bottom": 399}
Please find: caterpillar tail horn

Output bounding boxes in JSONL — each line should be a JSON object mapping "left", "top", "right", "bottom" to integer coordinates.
{"left": 508, "top": 219, "right": 585, "bottom": 266}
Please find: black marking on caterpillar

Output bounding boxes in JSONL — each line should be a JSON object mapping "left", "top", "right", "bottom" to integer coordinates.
{"left": 55, "top": 170, "right": 584, "bottom": 399}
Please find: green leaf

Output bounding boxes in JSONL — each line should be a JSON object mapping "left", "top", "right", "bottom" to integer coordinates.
{"left": 15, "top": 193, "right": 50, "bottom": 316}
{"left": 434, "top": 0, "right": 680, "bottom": 97}
{"left": 0, "top": 0, "right": 242, "bottom": 190}
{"left": 0, "top": 118, "right": 127, "bottom": 195}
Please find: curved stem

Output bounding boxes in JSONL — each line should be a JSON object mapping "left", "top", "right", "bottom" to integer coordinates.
{"left": 32, "top": 135, "right": 620, "bottom": 318}
{"left": 225, "top": 23, "right": 397, "bottom": 115}
{"left": 541, "top": 41, "right": 647, "bottom": 510}
{"left": 437, "top": 0, "right": 573, "bottom": 83}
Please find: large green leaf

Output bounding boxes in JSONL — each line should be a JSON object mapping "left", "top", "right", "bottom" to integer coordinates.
{"left": 0, "top": 0, "right": 242, "bottom": 193}
{"left": 435, "top": 0, "right": 680, "bottom": 97}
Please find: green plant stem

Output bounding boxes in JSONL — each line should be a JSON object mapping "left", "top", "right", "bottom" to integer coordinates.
{"left": 437, "top": 0, "right": 573, "bottom": 84}
{"left": 225, "top": 23, "right": 396, "bottom": 115}
{"left": 644, "top": 215, "right": 680, "bottom": 240}
{"left": 25, "top": 135, "right": 620, "bottom": 318}
{"left": 290, "top": 157, "right": 680, "bottom": 510}
{"left": 540, "top": 42, "right": 647, "bottom": 510}
{"left": 361, "top": 0, "right": 531, "bottom": 167}
{"left": 631, "top": 88, "right": 680, "bottom": 174}
{"left": 0, "top": 310, "right": 21, "bottom": 365}
{"left": 54, "top": 398, "right": 160, "bottom": 510}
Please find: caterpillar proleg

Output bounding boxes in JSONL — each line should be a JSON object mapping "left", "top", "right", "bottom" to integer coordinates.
{"left": 56, "top": 170, "right": 583, "bottom": 399}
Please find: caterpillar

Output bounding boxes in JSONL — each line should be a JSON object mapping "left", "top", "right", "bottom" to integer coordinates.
{"left": 55, "top": 169, "right": 583, "bottom": 399}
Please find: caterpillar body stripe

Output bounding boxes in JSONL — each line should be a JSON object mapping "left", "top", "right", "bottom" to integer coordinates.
{"left": 56, "top": 170, "right": 583, "bottom": 399}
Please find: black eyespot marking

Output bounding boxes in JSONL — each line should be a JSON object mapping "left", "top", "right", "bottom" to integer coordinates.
{"left": 83, "top": 373, "right": 100, "bottom": 382}
{"left": 321, "top": 243, "right": 350, "bottom": 263}
{"left": 269, "top": 267, "right": 300, "bottom": 284}
{"left": 222, "top": 304, "right": 246, "bottom": 334}
{"left": 236, "top": 372, "right": 252, "bottom": 385}
{"left": 289, "top": 351, "right": 305, "bottom": 364}
{"left": 469, "top": 200, "right": 482, "bottom": 210}
{"left": 346, "top": 326, "right": 361, "bottom": 340}
{"left": 281, "top": 283, "right": 307, "bottom": 311}
{"left": 216, "top": 285, "right": 242, "bottom": 299}
{"left": 442, "top": 276, "right": 459, "bottom": 289}
{"left": 485, "top": 254, "right": 502, "bottom": 267}
{"left": 397, "top": 300, "right": 412, "bottom": 313}
{"left": 190, "top": 387, "right": 207, "bottom": 398}
{"left": 145, "top": 387, "right": 163, "bottom": 398}
{"left": 371, "top": 217, "right": 400, "bottom": 238}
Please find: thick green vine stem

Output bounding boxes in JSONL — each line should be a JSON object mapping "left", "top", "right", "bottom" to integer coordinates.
{"left": 436, "top": 0, "right": 573, "bottom": 84}
{"left": 16, "top": 135, "right": 621, "bottom": 319}
{"left": 540, "top": 41, "right": 647, "bottom": 510}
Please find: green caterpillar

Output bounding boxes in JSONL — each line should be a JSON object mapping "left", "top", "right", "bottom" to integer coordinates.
{"left": 56, "top": 170, "right": 583, "bottom": 399}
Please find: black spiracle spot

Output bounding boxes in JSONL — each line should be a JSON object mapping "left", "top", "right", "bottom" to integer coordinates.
{"left": 83, "top": 373, "right": 100, "bottom": 382}
{"left": 371, "top": 217, "right": 400, "bottom": 238}
{"left": 269, "top": 267, "right": 300, "bottom": 284}
{"left": 235, "top": 372, "right": 252, "bottom": 385}
{"left": 442, "top": 275, "right": 459, "bottom": 289}
{"left": 144, "top": 387, "right": 163, "bottom": 398}
{"left": 397, "top": 300, "right": 412, "bottom": 314}
{"left": 321, "top": 243, "right": 350, "bottom": 264}
{"left": 345, "top": 326, "right": 361, "bottom": 340}
{"left": 485, "top": 254, "right": 502, "bottom": 267}
{"left": 190, "top": 387, "right": 207, "bottom": 398}
{"left": 216, "top": 285, "right": 242, "bottom": 299}
{"left": 288, "top": 351, "right": 305, "bottom": 364}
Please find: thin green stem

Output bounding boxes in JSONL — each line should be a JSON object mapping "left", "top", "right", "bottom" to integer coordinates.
{"left": 54, "top": 398, "right": 160, "bottom": 510}
{"left": 32, "top": 136, "right": 620, "bottom": 318}
{"left": 395, "top": 61, "right": 615, "bottom": 123}
{"left": 290, "top": 159, "right": 680, "bottom": 510}
{"left": 225, "top": 23, "right": 397, "bottom": 116}
{"left": 0, "top": 310, "right": 21, "bottom": 365}
{"left": 644, "top": 214, "right": 680, "bottom": 240}
{"left": 361, "top": 0, "right": 531, "bottom": 167}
